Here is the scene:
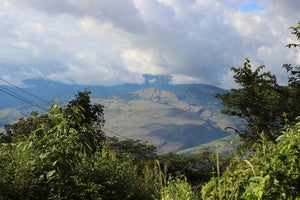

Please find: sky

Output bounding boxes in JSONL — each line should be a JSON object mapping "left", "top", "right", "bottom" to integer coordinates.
{"left": 0, "top": 0, "right": 300, "bottom": 89}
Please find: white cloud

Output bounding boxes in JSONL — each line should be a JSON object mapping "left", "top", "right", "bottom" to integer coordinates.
{"left": 1, "top": 0, "right": 300, "bottom": 88}
{"left": 170, "top": 74, "right": 203, "bottom": 85}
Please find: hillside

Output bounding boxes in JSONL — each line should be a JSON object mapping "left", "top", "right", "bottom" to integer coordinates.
{"left": 0, "top": 75, "right": 238, "bottom": 154}
{"left": 92, "top": 88, "right": 236, "bottom": 153}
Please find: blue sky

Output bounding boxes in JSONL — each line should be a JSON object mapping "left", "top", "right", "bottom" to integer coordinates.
{"left": 0, "top": 0, "right": 299, "bottom": 89}
{"left": 241, "top": 0, "right": 264, "bottom": 12}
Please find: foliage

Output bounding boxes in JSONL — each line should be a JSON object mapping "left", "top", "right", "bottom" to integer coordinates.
{"left": 108, "top": 137, "right": 157, "bottom": 161}
{"left": 0, "top": 89, "right": 105, "bottom": 147}
{"left": 0, "top": 90, "right": 234, "bottom": 199}
{"left": 216, "top": 23, "right": 300, "bottom": 147}
{"left": 72, "top": 145, "right": 158, "bottom": 200}
{"left": 0, "top": 111, "right": 51, "bottom": 143}
{"left": 0, "top": 91, "right": 165, "bottom": 199}
{"left": 158, "top": 151, "right": 230, "bottom": 185}
{"left": 157, "top": 177, "right": 199, "bottom": 200}
{"left": 216, "top": 59, "right": 286, "bottom": 146}
{"left": 201, "top": 118, "right": 300, "bottom": 199}
{"left": 65, "top": 89, "right": 105, "bottom": 131}
{"left": 286, "top": 22, "right": 300, "bottom": 49}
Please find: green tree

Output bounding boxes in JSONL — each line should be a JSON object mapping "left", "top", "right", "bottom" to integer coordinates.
{"left": 109, "top": 137, "right": 157, "bottom": 161}
{"left": 65, "top": 89, "right": 105, "bottom": 141}
{"left": 283, "top": 22, "right": 300, "bottom": 125}
{"left": 201, "top": 118, "right": 300, "bottom": 199}
{"left": 286, "top": 22, "right": 300, "bottom": 49}
{"left": 158, "top": 151, "right": 230, "bottom": 187}
{"left": 215, "top": 59, "right": 284, "bottom": 146}
{"left": 216, "top": 23, "right": 300, "bottom": 147}
{"left": 0, "top": 111, "right": 51, "bottom": 144}
{"left": 157, "top": 176, "right": 199, "bottom": 200}
{"left": 0, "top": 89, "right": 105, "bottom": 150}
{"left": 0, "top": 90, "right": 164, "bottom": 200}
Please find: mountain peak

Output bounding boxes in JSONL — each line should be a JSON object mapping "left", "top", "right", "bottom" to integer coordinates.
{"left": 133, "top": 88, "right": 178, "bottom": 104}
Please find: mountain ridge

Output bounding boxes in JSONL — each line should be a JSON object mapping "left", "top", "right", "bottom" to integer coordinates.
{"left": 92, "top": 87, "right": 235, "bottom": 153}
{"left": 0, "top": 74, "right": 229, "bottom": 109}
{"left": 0, "top": 75, "right": 235, "bottom": 154}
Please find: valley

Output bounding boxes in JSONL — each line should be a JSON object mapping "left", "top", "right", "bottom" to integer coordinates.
{"left": 0, "top": 75, "right": 239, "bottom": 154}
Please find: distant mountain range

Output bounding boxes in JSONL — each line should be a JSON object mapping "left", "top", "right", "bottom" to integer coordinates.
{"left": 0, "top": 75, "right": 240, "bottom": 154}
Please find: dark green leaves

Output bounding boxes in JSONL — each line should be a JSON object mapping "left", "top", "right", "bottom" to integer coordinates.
{"left": 216, "top": 59, "right": 285, "bottom": 147}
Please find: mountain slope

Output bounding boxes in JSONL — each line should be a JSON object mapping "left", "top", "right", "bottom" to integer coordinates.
{"left": 0, "top": 75, "right": 236, "bottom": 154}
{"left": 92, "top": 88, "right": 235, "bottom": 153}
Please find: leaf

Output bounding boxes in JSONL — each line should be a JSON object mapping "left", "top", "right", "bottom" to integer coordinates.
{"left": 51, "top": 145, "right": 57, "bottom": 152}
{"left": 52, "top": 160, "right": 58, "bottom": 166}
{"left": 39, "top": 152, "right": 50, "bottom": 159}
{"left": 27, "top": 141, "right": 33, "bottom": 149}
{"left": 39, "top": 175, "right": 45, "bottom": 181}
{"left": 46, "top": 170, "right": 56, "bottom": 180}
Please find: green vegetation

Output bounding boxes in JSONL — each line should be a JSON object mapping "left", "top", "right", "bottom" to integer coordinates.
{"left": 200, "top": 21, "right": 300, "bottom": 199}
{"left": 201, "top": 119, "right": 300, "bottom": 199}
{"left": 216, "top": 24, "right": 300, "bottom": 149}
{"left": 0, "top": 90, "right": 159, "bottom": 199}
{"left": 0, "top": 90, "right": 222, "bottom": 200}
{"left": 216, "top": 58, "right": 285, "bottom": 146}
{"left": 157, "top": 177, "right": 198, "bottom": 200}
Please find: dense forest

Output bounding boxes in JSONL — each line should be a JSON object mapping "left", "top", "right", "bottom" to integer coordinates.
{"left": 0, "top": 23, "right": 299, "bottom": 200}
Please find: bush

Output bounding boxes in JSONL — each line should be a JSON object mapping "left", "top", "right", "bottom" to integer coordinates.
{"left": 201, "top": 117, "right": 300, "bottom": 199}
{"left": 0, "top": 96, "right": 163, "bottom": 200}
{"left": 157, "top": 176, "right": 198, "bottom": 200}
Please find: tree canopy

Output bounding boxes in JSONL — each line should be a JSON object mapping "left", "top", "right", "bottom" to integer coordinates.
{"left": 216, "top": 23, "right": 300, "bottom": 148}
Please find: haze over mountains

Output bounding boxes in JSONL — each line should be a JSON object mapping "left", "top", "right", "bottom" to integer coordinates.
{"left": 0, "top": 75, "right": 239, "bottom": 153}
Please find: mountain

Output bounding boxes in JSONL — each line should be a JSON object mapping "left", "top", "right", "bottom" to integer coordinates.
{"left": 92, "top": 88, "right": 236, "bottom": 153}
{"left": 0, "top": 74, "right": 229, "bottom": 108}
{"left": 0, "top": 75, "right": 237, "bottom": 154}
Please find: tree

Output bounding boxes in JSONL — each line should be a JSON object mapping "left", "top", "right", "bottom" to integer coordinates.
{"left": 283, "top": 22, "right": 300, "bottom": 124}
{"left": 215, "top": 59, "right": 285, "bottom": 146}
{"left": 0, "top": 90, "right": 161, "bottom": 199}
{"left": 0, "top": 89, "right": 105, "bottom": 150}
{"left": 65, "top": 89, "right": 105, "bottom": 137}
{"left": 201, "top": 118, "right": 300, "bottom": 199}
{"left": 62, "top": 89, "right": 105, "bottom": 153}
{"left": 216, "top": 22, "right": 300, "bottom": 147}
{"left": 65, "top": 89, "right": 105, "bottom": 129}
{"left": 158, "top": 151, "right": 230, "bottom": 186}
{"left": 108, "top": 137, "right": 157, "bottom": 161}
{"left": 286, "top": 22, "right": 300, "bottom": 49}
{"left": 0, "top": 111, "right": 51, "bottom": 144}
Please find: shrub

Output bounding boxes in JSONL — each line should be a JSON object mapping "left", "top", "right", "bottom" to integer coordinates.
{"left": 201, "top": 117, "right": 300, "bottom": 199}
{"left": 157, "top": 176, "right": 199, "bottom": 200}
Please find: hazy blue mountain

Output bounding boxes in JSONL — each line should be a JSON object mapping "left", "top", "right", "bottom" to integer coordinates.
{"left": 0, "top": 74, "right": 228, "bottom": 111}
{"left": 0, "top": 75, "right": 235, "bottom": 153}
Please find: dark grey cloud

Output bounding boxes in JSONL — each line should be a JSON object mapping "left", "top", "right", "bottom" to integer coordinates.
{"left": 11, "top": 0, "right": 146, "bottom": 34}
{"left": 264, "top": 0, "right": 300, "bottom": 17}
{"left": 120, "top": 0, "right": 246, "bottom": 85}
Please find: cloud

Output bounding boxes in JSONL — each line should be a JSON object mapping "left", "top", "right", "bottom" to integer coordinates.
{"left": 1, "top": 0, "right": 300, "bottom": 89}
{"left": 119, "top": 0, "right": 245, "bottom": 85}
{"left": 9, "top": 0, "right": 146, "bottom": 34}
